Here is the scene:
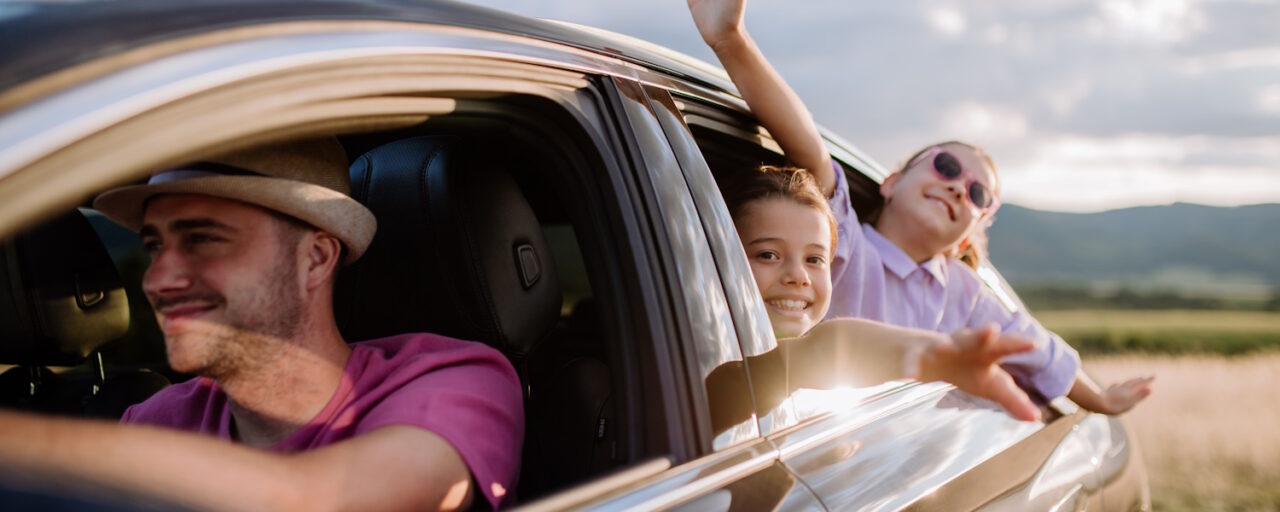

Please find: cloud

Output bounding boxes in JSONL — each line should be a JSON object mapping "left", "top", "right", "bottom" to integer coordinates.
{"left": 1096, "top": 0, "right": 1207, "bottom": 43}
{"left": 1040, "top": 78, "right": 1095, "bottom": 117}
{"left": 925, "top": 7, "right": 968, "bottom": 37}
{"left": 1260, "top": 85, "right": 1280, "bottom": 113}
{"left": 984, "top": 24, "right": 1010, "bottom": 45}
{"left": 1181, "top": 46, "right": 1280, "bottom": 74}
{"left": 940, "top": 102, "right": 1030, "bottom": 143}
{"left": 459, "top": 0, "right": 1279, "bottom": 211}
{"left": 998, "top": 134, "right": 1280, "bottom": 211}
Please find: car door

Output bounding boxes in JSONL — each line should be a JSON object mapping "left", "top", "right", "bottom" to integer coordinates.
{"left": 529, "top": 75, "right": 826, "bottom": 512}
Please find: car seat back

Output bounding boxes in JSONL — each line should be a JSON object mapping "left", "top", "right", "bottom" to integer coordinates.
{"left": 339, "top": 136, "right": 560, "bottom": 355}
{"left": 339, "top": 136, "right": 616, "bottom": 498}
{"left": 0, "top": 210, "right": 167, "bottom": 417}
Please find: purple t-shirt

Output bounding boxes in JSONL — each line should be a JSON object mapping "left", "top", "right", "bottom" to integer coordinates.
{"left": 824, "top": 161, "right": 1080, "bottom": 400}
{"left": 122, "top": 333, "right": 523, "bottom": 509}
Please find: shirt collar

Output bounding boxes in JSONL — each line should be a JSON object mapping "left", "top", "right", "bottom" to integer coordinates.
{"left": 862, "top": 224, "right": 950, "bottom": 285}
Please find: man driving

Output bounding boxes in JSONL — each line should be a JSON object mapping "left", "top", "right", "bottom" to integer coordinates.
{"left": 0, "top": 137, "right": 523, "bottom": 510}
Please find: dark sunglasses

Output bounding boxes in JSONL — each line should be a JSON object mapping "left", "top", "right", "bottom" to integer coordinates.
{"left": 915, "top": 147, "right": 1000, "bottom": 212}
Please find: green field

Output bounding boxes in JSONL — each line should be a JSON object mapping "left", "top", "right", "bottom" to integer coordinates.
{"left": 1036, "top": 309, "right": 1280, "bottom": 355}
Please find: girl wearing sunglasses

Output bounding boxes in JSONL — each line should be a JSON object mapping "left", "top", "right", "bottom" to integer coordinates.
{"left": 690, "top": 0, "right": 1152, "bottom": 415}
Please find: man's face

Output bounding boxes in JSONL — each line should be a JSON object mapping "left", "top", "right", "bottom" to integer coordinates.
{"left": 140, "top": 194, "right": 303, "bottom": 376}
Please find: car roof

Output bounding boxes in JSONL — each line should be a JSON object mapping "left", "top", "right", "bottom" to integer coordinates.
{"left": 0, "top": 0, "right": 735, "bottom": 99}
{"left": 0, "top": 0, "right": 889, "bottom": 179}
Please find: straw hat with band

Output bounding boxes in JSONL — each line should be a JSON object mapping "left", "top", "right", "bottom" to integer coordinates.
{"left": 94, "top": 138, "right": 376, "bottom": 265}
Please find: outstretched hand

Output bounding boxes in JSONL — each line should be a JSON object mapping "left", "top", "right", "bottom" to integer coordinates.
{"left": 688, "top": 0, "right": 745, "bottom": 50}
{"left": 921, "top": 323, "right": 1040, "bottom": 422}
{"left": 1100, "top": 375, "right": 1155, "bottom": 414}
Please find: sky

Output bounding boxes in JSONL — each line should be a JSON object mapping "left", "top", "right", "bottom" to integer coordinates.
{"left": 461, "top": 0, "right": 1280, "bottom": 212}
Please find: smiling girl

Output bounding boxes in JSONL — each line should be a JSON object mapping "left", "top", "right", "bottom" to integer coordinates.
{"left": 716, "top": 164, "right": 1042, "bottom": 423}
{"left": 719, "top": 165, "right": 834, "bottom": 339}
{"left": 691, "top": 0, "right": 1152, "bottom": 414}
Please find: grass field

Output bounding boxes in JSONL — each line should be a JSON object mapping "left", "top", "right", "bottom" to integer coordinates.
{"left": 1086, "top": 354, "right": 1280, "bottom": 511}
{"left": 1036, "top": 309, "right": 1280, "bottom": 355}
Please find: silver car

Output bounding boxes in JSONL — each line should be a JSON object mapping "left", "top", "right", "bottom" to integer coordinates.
{"left": 0, "top": 1, "right": 1148, "bottom": 510}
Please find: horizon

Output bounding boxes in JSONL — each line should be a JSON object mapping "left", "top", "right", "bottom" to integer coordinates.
{"left": 462, "top": 0, "right": 1280, "bottom": 214}
{"left": 1005, "top": 199, "right": 1280, "bottom": 213}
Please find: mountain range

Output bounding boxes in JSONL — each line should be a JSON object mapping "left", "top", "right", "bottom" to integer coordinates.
{"left": 985, "top": 202, "right": 1280, "bottom": 295}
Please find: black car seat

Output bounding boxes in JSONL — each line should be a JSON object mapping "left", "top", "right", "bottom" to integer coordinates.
{"left": 338, "top": 136, "right": 617, "bottom": 499}
{"left": 0, "top": 210, "right": 169, "bottom": 418}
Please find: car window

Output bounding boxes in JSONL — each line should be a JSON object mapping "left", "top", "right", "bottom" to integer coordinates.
{"left": 676, "top": 95, "right": 925, "bottom": 431}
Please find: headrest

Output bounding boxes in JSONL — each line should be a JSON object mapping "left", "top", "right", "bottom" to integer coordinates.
{"left": 0, "top": 211, "right": 130, "bottom": 366}
{"left": 337, "top": 136, "right": 561, "bottom": 357}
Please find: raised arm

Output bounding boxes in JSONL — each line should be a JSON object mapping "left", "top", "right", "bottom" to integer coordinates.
{"left": 688, "top": 0, "right": 834, "bottom": 196}
{"left": 0, "top": 413, "right": 473, "bottom": 511}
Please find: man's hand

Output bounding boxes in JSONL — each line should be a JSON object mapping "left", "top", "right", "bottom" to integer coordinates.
{"left": 920, "top": 324, "right": 1041, "bottom": 422}
{"left": 688, "top": 0, "right": 746, "bottom": 52}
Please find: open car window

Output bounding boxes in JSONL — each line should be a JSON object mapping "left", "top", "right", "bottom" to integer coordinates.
{"left": 0, "top": 44, "right": 674, "bottom": 505}
{"left": 674, "top": 94, "right": 935, "bottom": 431}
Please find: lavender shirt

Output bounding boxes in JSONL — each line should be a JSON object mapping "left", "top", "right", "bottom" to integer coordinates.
{"left": 122, "top": 333, "right": 524, "bottom": 509}
{"left": 825, "top": 162, "right": 1080, "bottom": 400}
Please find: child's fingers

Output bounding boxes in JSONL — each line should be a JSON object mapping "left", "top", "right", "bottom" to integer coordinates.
{"left": 987, "top": 333, "right": 1034, "bottom": 359}
{"left": 1129, "top": 379, "right": 1154, "bottom": 397}
{"left": 987, "top": 374, "right": 1040, "bottom": 422}
{"left": 975, "top": 323, "right": 999, "bottom": 345}
{"left": 950, "top": 324, "right": 1004, "bottom": 352}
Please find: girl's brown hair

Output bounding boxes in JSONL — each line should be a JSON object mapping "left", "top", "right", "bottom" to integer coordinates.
{"left": 892, "top": 141, "right": 999, "bottom": 270}
{"left": 720, "top": 165, "right": 838, "bottom": 257}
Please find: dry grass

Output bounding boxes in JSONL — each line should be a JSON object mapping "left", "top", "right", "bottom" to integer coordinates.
{"left": 1041, "top": 310, "right": 1280, "bottom": 332}
{"left": 1086, "top": 354, "right": 1280, "bottom": 511}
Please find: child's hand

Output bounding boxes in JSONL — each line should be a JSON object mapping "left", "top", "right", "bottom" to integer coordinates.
{"left": 1099, "top": 376, "right": 1155, "bottom": 414}
{"left": 921, "top": 323, "right": 1040, "bottom": 422}
{"left": 688, "top": 0, "right": 746, "bottom": 50}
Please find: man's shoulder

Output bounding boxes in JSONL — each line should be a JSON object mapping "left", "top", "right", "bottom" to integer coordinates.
{"left": 352, "top": 332, "right": 507, "bottom": 363}
{"left": 121, "top": 377, "right": 224, "bottom": 427}
{"left": 347, "top": 333, "right": 517, "bottom": 385}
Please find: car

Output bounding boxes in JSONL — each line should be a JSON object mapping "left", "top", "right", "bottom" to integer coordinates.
{"left": 0, "top": 0, "right": 1149, "bottom": 510}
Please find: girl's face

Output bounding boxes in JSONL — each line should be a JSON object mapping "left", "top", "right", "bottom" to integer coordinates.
{"left": 736, "top": 198, "right": 833, "bottom": 339}
{"left": 879, "top": 145, "right": 998, "bottom": 254}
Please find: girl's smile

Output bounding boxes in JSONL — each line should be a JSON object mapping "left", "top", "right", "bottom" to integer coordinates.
{"left": 877, "top": 143, "right": 998, "bottom": 261}
{"left": 735, "top": 198, "right": 833, "bottom": 339}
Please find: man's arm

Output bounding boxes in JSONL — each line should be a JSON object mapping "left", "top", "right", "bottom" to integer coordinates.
{"left": 688, "top": 0, "right": 834, "bottom": 196}
{"left": 0, "top": 413, "right": 472, "bottom": 511}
